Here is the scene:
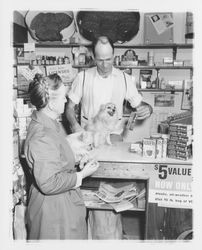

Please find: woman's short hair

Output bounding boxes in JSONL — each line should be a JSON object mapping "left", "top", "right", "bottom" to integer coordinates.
{"left": 92, "top": 36, "right": 114, "bottom": 56}
{"left": 28, "top": 73, "right": 62, "bottom": 110}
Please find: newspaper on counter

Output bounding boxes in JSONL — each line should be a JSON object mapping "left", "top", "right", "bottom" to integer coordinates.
{"left": 109, "top": 200, "right": 134, "bottom": 212}
{"left": 95, "top": 182, "right": 138, "bottom": 203}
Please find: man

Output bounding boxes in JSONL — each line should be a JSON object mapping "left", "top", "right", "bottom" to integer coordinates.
{"left": 66, "top": 36, "right": 152, "bottom": 239}
{"left": 66, "top": 36, "right": 152, "bottom": 134}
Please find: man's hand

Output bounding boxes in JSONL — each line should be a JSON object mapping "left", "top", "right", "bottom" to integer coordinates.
{"left": 65, "top": 99, "right": 84, "bottom": 133}
{"left": 135, "top": 103, "right": 153, "bottom": 120}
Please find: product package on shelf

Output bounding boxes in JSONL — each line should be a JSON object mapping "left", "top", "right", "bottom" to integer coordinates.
{"left": 139, "top": 69, "right": 153, "bottom": 89}
{"left": 46, "top": 64, "right": 77, "bottom": 92}
{"left": 142, "top": 138, "right": 156, "bottom": 158}
{"left": 142, "top": 133, "right": 168, "bottom": 159}
{"left": 13, "top": 98, "right": 34, "bottom": 155}
{"left": 13, "top": 162, "right": 27, "bottom": 208}
{"left": 17, "top": 65, "right": 46, "bottom": 100}
{"left": 13, "top": 129, "right": 27, "bottom": 240}
{"left": 13, "top": 129, "right": 20, "bottom": 166}
{"left": 167, "top": 123, "right": 193, "bottom": 160}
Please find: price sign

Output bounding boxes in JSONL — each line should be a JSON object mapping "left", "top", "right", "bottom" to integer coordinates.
{"left": 147, "top": 164, "right": 193, "bottom": 209}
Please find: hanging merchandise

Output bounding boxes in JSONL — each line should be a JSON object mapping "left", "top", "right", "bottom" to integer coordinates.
{"left": 76, "top": 11, "right": 140, "bottom": 43}
{"left": 25, "top": 11, "right": 75, "bottom": 42}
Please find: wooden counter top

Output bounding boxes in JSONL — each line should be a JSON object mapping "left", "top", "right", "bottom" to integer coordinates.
{"left": 92, "top": 142, "right": 192, "bottom": 165}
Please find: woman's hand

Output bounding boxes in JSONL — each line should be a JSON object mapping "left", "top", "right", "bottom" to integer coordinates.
{"left": 80, "top": 159, "right": 99, "bottom": 179}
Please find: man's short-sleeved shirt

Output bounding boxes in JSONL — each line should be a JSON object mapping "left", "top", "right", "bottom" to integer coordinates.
{"left": 68, "top": 67, "right": 142, "bottom": 125}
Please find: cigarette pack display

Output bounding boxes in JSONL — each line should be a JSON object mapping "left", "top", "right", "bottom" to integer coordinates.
{"left": 169, "top": 131, "right": 178, "bottom": 136}
{"left": 169, "top": 134, "right": 192, "bottom": 142}
{"left": 177, "top": 131, "right": 193, "bottom": 137}
{"left": 169, "top": 123, "right": 192, "bottom": 132}
{"left": 177, "top": 152, "right": 191, "bottom": 157}
{"left": 143, "top": 138, "right": 156, "bottom": 158}
{"left": 178, "top": 137, "right": 193, "bottom": 145}
{"left": 169, "top": 126, "right": 178, "bottom": 132}
{"left": 177, "top": 141, "right": 192, "bottom": 147}
{"left": 169, "top": 140, "right": 192, "bottom": 147}
{"left": 176, "top": 156, "right": 191, "bottom": 161}
{"left": 167, "top": 149, "right": 176, "bottom": 155}
{"left": 168, "top": 149, "right": 191, "bottom": 156}
{"left": 170, "top": 135, "right": 179, "bottom": 141}
{"left": 176, "top": 145, "right": 192, "bottom": 151}
{"left": 168, "top": 139, "right": 177, "bottom": 145}
{"left": 168, "top": 143, "right": 192, "bottom": 151}
{"left": 169, "top": 129, "right": 193, "bottom": 137}
{"left": 176, "top": 124, "right": 192, "bottom": 131}
{"left": 167, "top": 144, "right": 176, "bottom": 150}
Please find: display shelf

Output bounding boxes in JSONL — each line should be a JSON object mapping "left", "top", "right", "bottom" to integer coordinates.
{"left": 13, "top": 42, "right": 89, "bottom": 48}
{"left": 13, "top": 63, "right": 71, "bottom": 67}
{"left": 13, "top": 42, "right": 193, "bottom": 49}
{"left": 137, "top": 88, "right": 184, "bottom": 92}
{"left": 115, "top": 65, "right": 193, "bottom": 70}
{"left": 72, "top": 65, "right": 193, "bottom": 70}
{"left": 72, "top": 64, "right": 95, "bottom": 68}
{"left": 14, "top": 63, "right": 193, "bottom": 71}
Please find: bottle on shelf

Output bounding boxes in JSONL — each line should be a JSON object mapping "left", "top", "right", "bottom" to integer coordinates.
{"left": 147, "top": 50, "right": 154, "bottom": 66}
{"left": 41, "top": 56, "right": 45, "bottom": 65}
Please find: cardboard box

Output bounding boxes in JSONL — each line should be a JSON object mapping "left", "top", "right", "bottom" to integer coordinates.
{"left": 143, "top": 138, "right": 156, "bottom": 158}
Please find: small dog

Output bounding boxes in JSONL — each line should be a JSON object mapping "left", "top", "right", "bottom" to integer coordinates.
{"left": 83, "top": 103, "right": 119, "bottom": 148}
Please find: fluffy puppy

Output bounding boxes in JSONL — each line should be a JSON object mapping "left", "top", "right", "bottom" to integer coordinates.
{"left": 66, "top": 131, "right": 92, "bottom": 163}
{"left": 84, "top": 103, "right": 119, "bottom": 148}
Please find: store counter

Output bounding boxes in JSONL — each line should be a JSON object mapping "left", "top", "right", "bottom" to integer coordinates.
{"left": 90, "top": 142, "right": 192, "bottom": 179}
{"left": 83, "top": 142, "right": 193, "bottom": 240}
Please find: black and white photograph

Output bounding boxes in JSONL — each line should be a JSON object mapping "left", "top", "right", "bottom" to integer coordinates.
{"left": 1, "top": 0, "right": 201, "bottom": 249}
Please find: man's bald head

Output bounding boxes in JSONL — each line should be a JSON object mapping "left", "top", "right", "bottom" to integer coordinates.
{"left": 92, "top": 36, "right": 114, "bottom": 56}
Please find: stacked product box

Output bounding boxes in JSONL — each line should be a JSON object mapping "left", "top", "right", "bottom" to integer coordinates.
{"left": 14, "top": 98, "right": 33, "bottom": 154}
{"left": 142, "top": 133, "right": 169, "bottom": 159}
{"left": 167, "top": 123, "right": 193, "bottom": 160}
{"left": 13, "top": 129, "right": 27, "bottom": 208}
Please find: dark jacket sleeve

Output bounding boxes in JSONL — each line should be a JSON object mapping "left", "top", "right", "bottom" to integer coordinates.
{"left": 29, "top": 132, "right": 77, "bottom": 195}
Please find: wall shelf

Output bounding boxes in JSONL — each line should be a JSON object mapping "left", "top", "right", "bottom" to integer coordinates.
{"left": 13, "top": 42, "right": 193, "bottom": 49}
{"left": 115, "top": 66, "right": 193, "bottom": 70}
{"left": 137, "top": 88, "right": 184, "bottom": 92}
{"left": 14, "top": 64, "right": 193, "bottom": 71}
{"left": 72, "top": 65, "right": 193, "bottom": 70}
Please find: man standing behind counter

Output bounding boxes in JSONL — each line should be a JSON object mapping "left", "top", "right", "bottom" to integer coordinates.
{"left": 66, "top": 36, "right": 152, "bottom": 133}
{"left": 65, "top": 36, "right": 153, "bottom": 239}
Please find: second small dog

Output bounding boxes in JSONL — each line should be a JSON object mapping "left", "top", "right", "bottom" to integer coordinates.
{"left": 83, "top": 103, "right": 119, "bottom": 148}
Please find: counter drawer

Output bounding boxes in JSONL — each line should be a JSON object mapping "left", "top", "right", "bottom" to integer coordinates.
{"left": 92, "top": 161, "right": 151, "bottom": 179}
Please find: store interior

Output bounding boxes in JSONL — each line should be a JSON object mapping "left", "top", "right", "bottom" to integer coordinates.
{"left": 12, "top": 11, "right": 193, "bottom": 240}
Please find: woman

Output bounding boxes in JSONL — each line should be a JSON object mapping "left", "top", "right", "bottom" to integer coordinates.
{"left": 24, "top": 73, "right": 99, "bottom": 240}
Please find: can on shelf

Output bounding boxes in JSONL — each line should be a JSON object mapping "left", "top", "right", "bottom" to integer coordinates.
{"left": 114, "top": 56, "right": 120, "bottom": 66}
